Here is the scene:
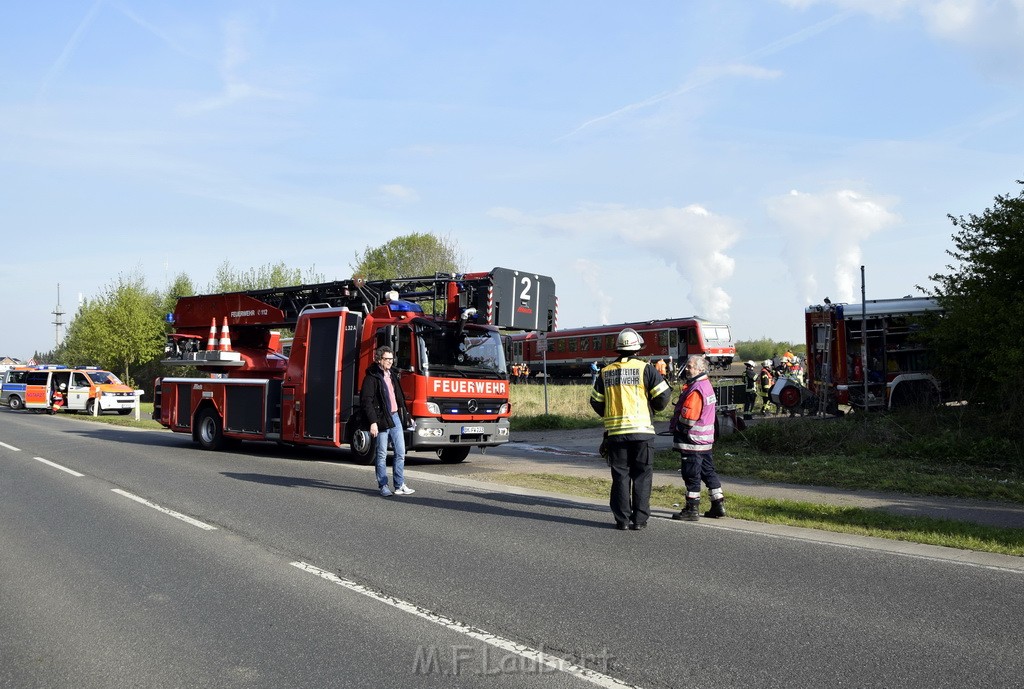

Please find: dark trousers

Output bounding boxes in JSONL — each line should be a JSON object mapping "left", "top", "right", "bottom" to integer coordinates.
{"left": 681, "top": 450, "right": 721, "bottom": 496}
{"left": 607, "top": 440, "right": 653, "bottom": 526}
{"left": 743, "top": 389, "right": 756, "bottom": 413}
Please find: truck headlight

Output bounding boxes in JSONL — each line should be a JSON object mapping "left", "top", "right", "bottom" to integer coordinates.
{"left": 425, "top": 402, "right": 440, "bottom": 414}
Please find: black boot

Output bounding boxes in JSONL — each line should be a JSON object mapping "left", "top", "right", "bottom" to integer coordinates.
{"left": 672, "top": 498, "right": 700, "bottom": 521}
{"left": 704, "top": 499, "right": 726, "bottom": 518}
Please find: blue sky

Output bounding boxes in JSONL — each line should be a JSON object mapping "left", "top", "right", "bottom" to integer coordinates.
{"left": 3, "top": 0, "right": 1023, "bottom": 360}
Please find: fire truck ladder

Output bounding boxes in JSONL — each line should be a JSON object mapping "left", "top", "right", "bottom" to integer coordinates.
{"left": 227, "top": 274, "right": 460, "bottom": 326}
{"left": 816, "top": 314, "right": 834, "bottom": 416}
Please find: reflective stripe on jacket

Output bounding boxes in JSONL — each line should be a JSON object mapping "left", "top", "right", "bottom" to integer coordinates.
{"left": 590, "top": 357, "right": 671, "bottom": 436}
{"left": 671, "top": 374, "right": 716, "bottom": 453}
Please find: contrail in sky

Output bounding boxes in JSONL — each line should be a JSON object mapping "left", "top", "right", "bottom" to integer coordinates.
{"left": 562, "top": 9, "right": 855, "bottom": 139}
{"left": 38, "top": 0, "right": 105, "bottom": 99}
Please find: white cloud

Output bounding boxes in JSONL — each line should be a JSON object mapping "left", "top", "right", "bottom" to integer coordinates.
{"left": 573, "top": 259, "right": 614, "bottom": 324}
{"left": 766, "top": 188, "right": 900, "bottom": 304}
{"left": 490, "top": 203, "right": 739, "bottom": 321}
{"left": 378, "top": 184, "right": 420, "bottom": 203}
{"left": 781, "top": 0, "right": 1024, "bottom": 79}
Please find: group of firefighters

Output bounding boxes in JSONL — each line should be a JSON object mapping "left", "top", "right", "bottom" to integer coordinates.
{"left": 743, "top": 353, "right": 805, "bottom": 416}
{"left": 508, "top": 362, "right": 532, "bottom": 383}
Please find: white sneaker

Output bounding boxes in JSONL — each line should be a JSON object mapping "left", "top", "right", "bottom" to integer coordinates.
{"left": 394, "top": 484, "right": 416, "bottom": 495}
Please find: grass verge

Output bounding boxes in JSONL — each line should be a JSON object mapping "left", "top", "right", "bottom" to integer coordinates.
{"left": 484, "top": 472, "right": 1024, "bottom": 557}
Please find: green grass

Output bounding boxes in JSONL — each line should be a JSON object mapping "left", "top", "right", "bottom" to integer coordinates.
{"left": 485, "top": 472, "right": 1024, "bottom": 557}
{"left": 58, "top": 403, "right": 164, "bottom": 430}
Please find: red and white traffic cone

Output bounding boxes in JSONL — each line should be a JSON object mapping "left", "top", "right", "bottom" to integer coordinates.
{"left": 219, "top": 319, "right": 233, "bottom": 351}
{"left": 207, "top": 318, "right": 218, "bottom": 350}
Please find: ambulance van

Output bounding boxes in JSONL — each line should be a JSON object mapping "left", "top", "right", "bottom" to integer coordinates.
{"left": 4, "top": 366, "right": 140, "bottom": 414}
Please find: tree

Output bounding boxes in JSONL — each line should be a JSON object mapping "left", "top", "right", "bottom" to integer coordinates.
{"left": 922, "top": 180, "right": 1024, "bottom": 423}
{"left": 56, "top": 271, "right": 165, "bottom": 386}
{"left": 207, "top": 261, "right": 325, "bottom": 293}
{"left": 105, "top": 272, "right": 165, "bottom": 384}
{"left": 350, "top": 232, "right": 467, "bottom": 280}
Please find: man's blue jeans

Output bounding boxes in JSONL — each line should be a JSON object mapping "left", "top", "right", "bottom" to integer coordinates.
{"left": 374, "top": 412, "right": 406, "bottom": 489}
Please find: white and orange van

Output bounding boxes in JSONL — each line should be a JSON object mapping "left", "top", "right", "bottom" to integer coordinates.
{"left": 11, "top": 366, "right": 140, "bottom": 414}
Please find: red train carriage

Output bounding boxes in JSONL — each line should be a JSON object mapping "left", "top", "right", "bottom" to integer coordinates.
{"left": 506, "top": 317, "right": 735, "bottom": 380}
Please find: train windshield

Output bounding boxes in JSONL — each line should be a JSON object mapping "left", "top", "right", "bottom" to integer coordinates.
{"left": 417, "top": 324, "right": 507, "bottom": 378}
{"left": 702, "top": 325, "right": 733, "bottom": 344}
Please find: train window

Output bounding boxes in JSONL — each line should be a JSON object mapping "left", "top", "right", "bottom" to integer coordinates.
{"left": 593, "top": 336, "right": 602, "bottom": 351}
{"left": 568, "top": 338, "right": 577, "bottom": 353}
{"left": 669, "top": 330, "right": 678, "bottom": 347}
{"left": 604, "top": 335, "right": 616, "bottom": 351}
{"left": 703, "top": 326, "right": 732, "bottom": 342}
{"left": 579, "top": 337, "right": 590, "bottom": 351}
{"left": 555, "top": 338, "right": 566, "bottom": 353}
{"left": 657, "top": 330, "right": 668, "bottom": 347}
{"left": 684, "top": 328, "right": 698, "bottom": 346}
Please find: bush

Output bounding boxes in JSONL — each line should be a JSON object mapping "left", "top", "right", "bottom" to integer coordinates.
{"left": 728, "top": 406, "right": 1023, "bottom": 472}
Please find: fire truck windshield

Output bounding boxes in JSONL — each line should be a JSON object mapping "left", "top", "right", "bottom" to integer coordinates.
{"left": 417, "top": 325, "right": 506, "bottom": 378}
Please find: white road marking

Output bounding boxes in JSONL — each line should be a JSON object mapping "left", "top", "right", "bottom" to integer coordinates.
{"left": 33, "top": 456, "right": 84, "bottom": 477}
{"left": 111, "top": 489, "right": 217, "bottom": 531}
{"left": 290, "top": 561, "right": 642, "bottom": 689}
{"left": 0, "top": 441, "right": 21, "bottom": 451}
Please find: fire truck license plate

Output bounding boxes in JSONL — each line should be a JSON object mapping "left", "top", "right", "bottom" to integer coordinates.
{"left": 461, "top": 426, "right": 484, "bottom": 434}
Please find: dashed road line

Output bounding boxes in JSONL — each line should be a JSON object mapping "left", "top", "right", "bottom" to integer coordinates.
{"left": 291, "top": 561, "right": 641, "bottom": 689}
{"left": 33, "top": 456, "right": 84, "bottom": 477}
{"left": 111, "top": 489, "right": 217, "bottom": 531}
{"left": 0, "top": 441, "right": 21, "bottom": 451}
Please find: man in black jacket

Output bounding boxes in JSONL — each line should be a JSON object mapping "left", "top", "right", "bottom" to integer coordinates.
{"left": 360, "top": 346, "right": 415, "bottom": 497}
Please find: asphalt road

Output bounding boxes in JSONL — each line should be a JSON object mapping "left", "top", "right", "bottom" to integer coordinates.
{"left": 2, "top": 409, "right": 1023, "bottom": 688}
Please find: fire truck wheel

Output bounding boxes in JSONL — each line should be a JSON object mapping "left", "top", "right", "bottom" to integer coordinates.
{"left": 349, "top": 428, "right": 376, "bottom": 465}
{"left": 7, "top": 395, "right": 24, "bottom": 411}
{"left": 196, "top": 408, "right": 226, "bottom": 451}
{"left": 438, "top": 447, "right": 471, "bottom": 464}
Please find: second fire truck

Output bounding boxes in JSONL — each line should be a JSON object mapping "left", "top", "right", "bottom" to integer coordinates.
{"left": 797, "top": 296, "right": 943, "bottom": 414}
{"left": 153, "top": 268, "right": 556, "bottom": 463}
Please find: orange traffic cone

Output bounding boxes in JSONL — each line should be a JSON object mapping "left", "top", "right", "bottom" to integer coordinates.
{"left": 207, "top": 318, "right": 218, "bottom": 350}
{"left": 219, "top": 319, "right": 233, "bottom": 351}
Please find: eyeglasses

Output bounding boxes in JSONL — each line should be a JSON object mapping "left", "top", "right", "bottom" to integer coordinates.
{"left": 381, "top": 357, "right": 394, "bottom": 361}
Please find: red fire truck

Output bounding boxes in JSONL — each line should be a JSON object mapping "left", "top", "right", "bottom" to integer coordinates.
{"left": 802, "top": 296, "right": 943, "bottom": 413}
{"left": 153, "top": 268, "right": 556, "bottom": 463}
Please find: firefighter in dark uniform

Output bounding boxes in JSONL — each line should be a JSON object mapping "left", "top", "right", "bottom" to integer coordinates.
{"left": 590, "top": 328, "right": 671, "bottom": 530}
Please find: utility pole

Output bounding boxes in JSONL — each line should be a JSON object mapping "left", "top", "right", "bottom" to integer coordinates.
{"left": 52, "top": 283, "right": 65, "bottom": 348}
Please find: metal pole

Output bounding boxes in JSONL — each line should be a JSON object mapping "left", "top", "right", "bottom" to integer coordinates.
{"left": 861, "top": 265, "right": 868, "bottom": 411}
{"left": 542, "top": 344, "right": 549, "bottom": 415}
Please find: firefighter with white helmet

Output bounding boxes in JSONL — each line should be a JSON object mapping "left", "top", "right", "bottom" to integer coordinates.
{"left": 591, "top": 328, "right": 671, "bottom": 530}
{"left": 743, "top": 360, "right": 757, "bottom": 415}
{"left": 758, "top": 359, "right": 775, "bottom": 414}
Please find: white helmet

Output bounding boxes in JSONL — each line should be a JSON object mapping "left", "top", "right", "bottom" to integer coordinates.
{"left": 745, "top": 360, "right": 755, "bottom": 367}
{"left": 763, "top": 359, "right": 772, "bottom": 367}
{"left": 615, "top": 328, "right": 644, "bottom": 352}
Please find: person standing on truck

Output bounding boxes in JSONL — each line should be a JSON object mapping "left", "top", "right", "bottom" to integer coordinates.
{"left": 361, "top": 346, "right": 415, "bottom": 497}
{"left": 590, "top": 328, "right": 671, "bottom": 531}
{"left": 670, "top": 355, "right": 725, "bottom": 521}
